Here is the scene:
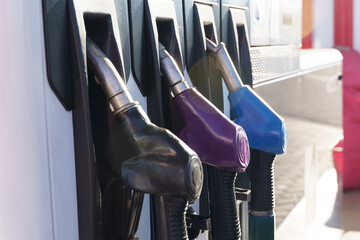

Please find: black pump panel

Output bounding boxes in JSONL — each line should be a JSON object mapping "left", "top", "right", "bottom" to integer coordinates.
{"left": 182, "top": 0, "right": 223, "bottom": 111}
{"left": 42, "top": 0, "right": 73, "bottom": 110}
{"left": 42, "top": 0, "right": 131, "bottom": 110}
{"left": 147, "top": 0, "right": 184, "bottom": 72}
{"left": 128, "top": 0, "right": 184, "bottom": 127}
{"left": 66, "top": 1, "right": 127, "bottom": 239}
{"left": 128, "top": 2, "right": 192, "bottom": 239}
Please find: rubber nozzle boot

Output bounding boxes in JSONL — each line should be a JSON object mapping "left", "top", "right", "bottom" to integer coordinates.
{"left": 111, "top": 104, "right": 203, "bottom": 202}
{"left": 173, "top": 88, "right": 250, "bottom": 172}
{"left": 229, "top": 86, "right": 287, "bottom": 154}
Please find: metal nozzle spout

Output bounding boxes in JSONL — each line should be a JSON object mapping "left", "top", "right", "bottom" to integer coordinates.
{"left": 158, "top": 42, "right": 189, "bottom": 96}
{"left": 205, "top": 38, "right": 244, "bottom": 93}
{"left": 86, "top": 37, "right": 135, "bottom": 113}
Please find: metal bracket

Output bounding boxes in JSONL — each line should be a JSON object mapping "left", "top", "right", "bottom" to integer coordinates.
{"left": 235, "top": 187, "right": 251, "bottom": 202}
{"left": 186, "top": 213, "right": 212, "bottom": 231}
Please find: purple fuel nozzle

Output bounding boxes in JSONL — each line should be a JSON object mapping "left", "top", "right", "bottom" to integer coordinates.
{"left": 159, "top": 43, "right": 250, "bottom": 172}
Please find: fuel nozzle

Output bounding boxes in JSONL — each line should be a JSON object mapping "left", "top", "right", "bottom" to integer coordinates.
{"left": 159, "top": 43, "right": 190, "bottom": 96}
{"left": 206, "top": 38, "right": 287, "bottom": 154}
{"left": 159, "top": 43, "right": 250, "bottom": 172}
{"left": 87, "top": 38, "right": 135, "bottom": 114}
{"left": 160, "top": 42, "right": 249, "bottom": 240}
{"left": 206, "top": 39, "right": 243, "bottom": 93}
{"left": 86, "top": 37, "right": 203, "bottom": 201}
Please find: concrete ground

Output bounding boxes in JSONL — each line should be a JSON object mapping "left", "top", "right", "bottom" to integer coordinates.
{"left": 274, "top": 115, "right": 343, "bottom": 226}
{"left": 274, "top": 116, "right": 360, "bottom": 239}
{"left": 277, "top": 169, "right": 360, "bottom": 240}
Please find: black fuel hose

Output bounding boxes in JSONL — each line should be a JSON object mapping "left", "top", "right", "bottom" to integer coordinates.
{"left": 208, "top": 167, "right": 241, "bottom": 240}
{"left": 250, "top": 149, "right": 276, "bottom": 213}
{"left": 223, "top": 170, "right": 241, "bottom": 239}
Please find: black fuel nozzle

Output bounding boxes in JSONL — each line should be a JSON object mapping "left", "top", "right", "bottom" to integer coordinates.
{"left": 86, "top": 37, "right": 203, "bottom": 202}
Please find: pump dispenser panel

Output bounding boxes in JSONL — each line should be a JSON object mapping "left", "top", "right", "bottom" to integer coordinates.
{"left": 42, "top": 0, "right": 292, "bottom": 239}
{"left": 67, "top": 1, "right": 126, "bottom": 239}
{"left": 129, "top": 1, "right": 252, "bottom": 238}
{"left": 128, "top": 1, "right": 207, "bottom": 239}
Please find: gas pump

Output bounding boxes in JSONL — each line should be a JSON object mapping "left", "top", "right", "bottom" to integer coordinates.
{"left": 43, "top": 0, "right": 205, "bottom": 238}
{"left": 181, "top": 1, "right": 287, "bottom": 239}
{"left": 41, "top": 0, "right": 288, "bottom": 239}
{"left": 181, "top": 2, "right": 253, "bottom": 239}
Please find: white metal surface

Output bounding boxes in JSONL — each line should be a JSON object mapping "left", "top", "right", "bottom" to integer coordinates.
{"left": 354, "top": 0, "right": 360, "bottom": 53}
{"left": 269, "top": 0, "right": 302, "bottom": 45}
{"left": 254, "top": 49, "right": 343, "bottom": 126}
{"left": 313, "top": 0, "right": 334, "bottom": 48}
{"left": 250, "top": 45, "right": 301, "bottom": 84}
{"left": 249, "top": 0, "right": 270, "bottom": 46}
{"left": 0, "top": 1, "right": 78, "bottom": 239}
{"left": 300, "top": 48, "right": 343, "bottom": 71}
{"left": 248, "top": 0, "right": 301, "bottom": 46}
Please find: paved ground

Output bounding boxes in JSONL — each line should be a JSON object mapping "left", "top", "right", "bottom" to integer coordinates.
{"left": 277, "top": 169, "right": 360, "bottom": 240}
{"left": 274, "top": 115, "right": 343, "bottom": 227}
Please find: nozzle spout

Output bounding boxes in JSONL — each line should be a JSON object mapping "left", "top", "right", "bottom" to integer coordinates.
{"left": 206, "top": 38, "right": 243, "bottom": 93}
{"left": 159, "top": 42, "right": 189, "bottom": 96}
{"left": 86, "top": 37, "right": 134, "bottom": 113}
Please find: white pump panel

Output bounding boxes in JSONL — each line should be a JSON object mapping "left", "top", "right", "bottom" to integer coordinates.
{"left": 0, "top": 1, "right": 79, "bottom": 239}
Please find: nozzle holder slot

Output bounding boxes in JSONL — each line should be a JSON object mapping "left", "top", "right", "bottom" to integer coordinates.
{"left": 42, "top": 0, "right": 73, "bottom": 110}
{"left": 220, "top": 4, "right": 253, "bottom": 195}
{"left": 84, "top": 14, "right": 125, "bottom": 79}
{"left": 129, "top": 0, "right": 184, "bottom": 127}
{"left": 67, "top": 1, "right": 127, "bottom": 239}
{"left": 221, "top": 5, "right": 253, "bottom": 86}
{"left": 183, "top": 1, "right": 223, "bottom": 110}
{"left": 129, "top": 2, "right": 192, "bottom": 239}
{"left": 42, "top": 0, "right": 131, "bottom": 110}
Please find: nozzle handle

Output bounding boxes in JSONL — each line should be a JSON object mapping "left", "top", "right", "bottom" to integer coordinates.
{"left": 159, "top": 43, "right": 190, "bottom": 96}
{"left": 206, "top": 38, "right": 244, "bottom": 93}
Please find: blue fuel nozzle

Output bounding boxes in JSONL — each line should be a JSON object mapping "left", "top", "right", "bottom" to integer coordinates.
{"left": 229, "top": 86, "right": 287, "bottom": 154}
{"left": 206, "top": 39, "right": 287, "bottom": 154}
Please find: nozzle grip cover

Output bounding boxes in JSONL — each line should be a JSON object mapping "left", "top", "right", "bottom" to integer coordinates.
{"left": 229, "top": 86, "right": 287, "bottom": 154}
{"left": 110, "top": 106, "right": 203, "bottom": 201}
{"left": 173, "top": 88, "right": 250, "bottom": 172}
